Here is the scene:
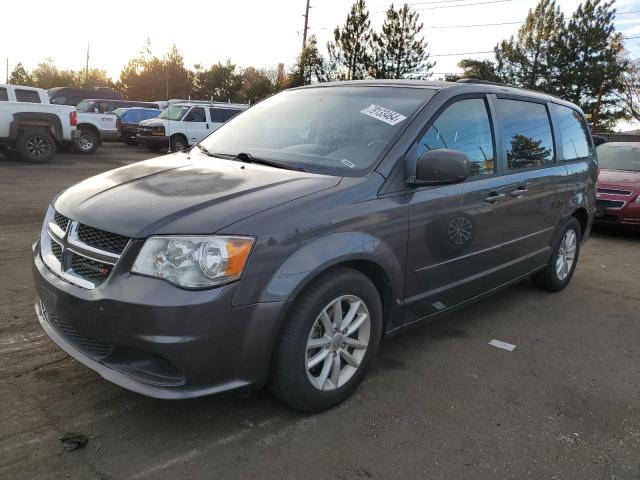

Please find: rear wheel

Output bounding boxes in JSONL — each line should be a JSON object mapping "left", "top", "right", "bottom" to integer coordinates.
{"left": 17, "top": 128, "right": 56, "bottom": 163}
{"left": 269, "top": 267, "right": 382, "bottom": 412}
{"left": 532, "top": 217, "right": 581, "bottom": 292}
{"left": 74, "top": 129, "right": 99, "bottom": 154}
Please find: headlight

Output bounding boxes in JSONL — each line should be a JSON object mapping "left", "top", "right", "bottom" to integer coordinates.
{"left": 131, "top": 236, "right": 254, "bottom": 288}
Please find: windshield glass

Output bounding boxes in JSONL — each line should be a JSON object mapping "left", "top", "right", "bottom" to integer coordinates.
{"left": 159, "top": 105, "right": 190, "bottom": 121}
{"left": 597, "top": 144, "right": 640, "bottom": 172}
{"left": 199, "top": 86, "right": 434, "bottom": 175}
{"left": 76, "top": 100, "right": 95, "bottom": 112}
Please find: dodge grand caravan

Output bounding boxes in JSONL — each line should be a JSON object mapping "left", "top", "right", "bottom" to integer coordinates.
{"left": 32, "top": 80, "right": 596, "bottom": 412}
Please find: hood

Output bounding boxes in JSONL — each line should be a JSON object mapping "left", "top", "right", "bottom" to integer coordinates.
{"left": 54, "top": 152, "right": 341, "bottom": 238}
{"left": 598, "top": 169, "right": 640, "bottom": 190}
{"left": 140, "top": 118, "right": 167, "bottom": 127}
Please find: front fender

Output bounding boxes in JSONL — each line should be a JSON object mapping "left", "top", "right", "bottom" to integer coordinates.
{"left": 256, "top": 232, "right": 404, "bottom": 304}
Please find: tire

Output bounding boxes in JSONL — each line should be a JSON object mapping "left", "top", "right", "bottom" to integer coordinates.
{"left": 170, "top": 135, "right": 188, "bottom": 152}
{"left": 531, "top": 217, "right": 581, "bottom": 292}
{"left": 123, "top": 138, "right": 137, "bottom": 146}
{"left": 74, "top": 129, "right": 99, "bottom": 154}
{"left": 17, "top": 128, "right": 56, "bottom": 163}
{"left": 269, "top": 266, "right": 383, "bottom": 413}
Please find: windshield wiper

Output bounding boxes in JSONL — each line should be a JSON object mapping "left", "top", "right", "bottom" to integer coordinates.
{"left": 212, "top": 151, "right": 306, "bottom": 172}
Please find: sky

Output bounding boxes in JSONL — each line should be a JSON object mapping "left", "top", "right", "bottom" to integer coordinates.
{"left": 1, "top": 0, "right": 639, "bottom": 125}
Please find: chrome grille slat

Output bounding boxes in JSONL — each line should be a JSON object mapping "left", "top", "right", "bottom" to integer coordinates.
{"left": 40, "top": 207, "right": 130, "bottom": 289}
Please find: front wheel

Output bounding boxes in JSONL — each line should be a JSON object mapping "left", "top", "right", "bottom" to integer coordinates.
{"left": 170, "top": 135, "right": 188, "bottom": 152}
{"left": 269, "top": 267, "right": 382, "bottom": 412}
{"left": 532, "top": 217, "right": 582, "bottom": 291}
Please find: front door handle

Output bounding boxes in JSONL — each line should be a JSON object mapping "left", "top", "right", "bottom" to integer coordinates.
{"left": 484, "top": 192, "right": 506, "bottom": 204}
{"left": 510, "top": 187, "right": 529, "bottom": 198}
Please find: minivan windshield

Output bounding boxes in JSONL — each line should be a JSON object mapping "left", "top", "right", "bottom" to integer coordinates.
{"left": 159, "top": 105, "right": 190, "bottom": 121}
{"left": 198, "top": 86, "right": 434, "bottom": 175}
{"left": 597, "top": 144, "right": 640, "bottom": 172}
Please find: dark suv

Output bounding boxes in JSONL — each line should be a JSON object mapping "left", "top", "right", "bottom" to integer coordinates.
{"left": 32, "top": 80, "right": 596, "bottom": 412}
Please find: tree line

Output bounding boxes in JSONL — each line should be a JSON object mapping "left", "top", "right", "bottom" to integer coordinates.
{"left": 8, "top": 0, "right": 638, "bottom": 130}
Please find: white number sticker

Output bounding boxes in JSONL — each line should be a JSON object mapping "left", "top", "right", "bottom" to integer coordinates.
{"left": 360, "top": 104, "right": 407, "bottom": 126}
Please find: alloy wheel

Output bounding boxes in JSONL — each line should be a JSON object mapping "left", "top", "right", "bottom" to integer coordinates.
{"left": 305, "top": 295, "right": 371, "bottom": 391}
{"left": 555, "top": 229, "right": 577, "bottom": 280}
{"left": 25, "top": 135, "right": 51, "bottom": 160}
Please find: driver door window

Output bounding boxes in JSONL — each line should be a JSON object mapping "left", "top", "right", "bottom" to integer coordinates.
{"left": 416, "top": 98, "right": 495, "bottom": 177}
{"left": 184, "top": 107, "right": 209, "bottom": 143}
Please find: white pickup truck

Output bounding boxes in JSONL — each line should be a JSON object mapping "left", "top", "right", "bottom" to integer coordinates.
{"left": 0, "top": 84, "right": 79, "bottom": 162}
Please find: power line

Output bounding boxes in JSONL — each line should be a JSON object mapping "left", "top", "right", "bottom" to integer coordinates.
{"left": 373, "top": 0, "right": 511, "bottom": 13}
{"left": 427, "top": 21, "right": 523, "bottom": 29}
{"left": 625, "top": 35, "right": 640, "bottom": 39}
{"left": 430, "top": 50, "right": 494, "bottom": 57}
{"left": 617, "top": 10, "right": 640, "bottom": 15}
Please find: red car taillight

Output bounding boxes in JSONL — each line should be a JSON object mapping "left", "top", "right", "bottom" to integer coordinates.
{"left": 116, "top": 117, "right": 121, "bottom": 130}
{"left": 69, "top": 111, "right": 77, "bottom": 127}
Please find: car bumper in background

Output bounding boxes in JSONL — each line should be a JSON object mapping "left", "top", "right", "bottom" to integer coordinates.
{"left": 595, "top": 197, "right": 640, "bottom": 228}
{"left": 32, "top": 245, "right": 286, "bottom": 399}
{"left": 136, "top": 135, "right": 169, "bottom": 149}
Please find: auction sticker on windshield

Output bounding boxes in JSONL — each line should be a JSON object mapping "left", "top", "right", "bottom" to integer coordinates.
{"left": 360, "top": 104, "right": 407, "bottom": 126}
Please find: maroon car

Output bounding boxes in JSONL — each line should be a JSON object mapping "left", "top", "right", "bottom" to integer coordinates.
{"left": 595, "top": 142, "right": 640, "bottom": 228}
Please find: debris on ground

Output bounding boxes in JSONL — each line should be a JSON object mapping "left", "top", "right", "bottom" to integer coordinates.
{"left": 59, "top": 433, "right": 88, "bottom": 451}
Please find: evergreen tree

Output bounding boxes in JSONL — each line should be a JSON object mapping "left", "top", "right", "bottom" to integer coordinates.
{"left": 8, "top": 63, "right": 32, "bottom": 85}
{"left": 494, "top": 0, "right": 565, "bottom": 91}
{"left": 327, "top": 0, "right": 372, "bottom": 80}
{"left": 370, "top": 3, "right": 433, "bottom": 79}
{"left": 445, "top": 59, "right": 500, "bottom": 82}
{"left": 555, "top": 0, "right": 627, "bottom": 130}
{"left": 289, "top": 36, "right": 333, "bottom": 86}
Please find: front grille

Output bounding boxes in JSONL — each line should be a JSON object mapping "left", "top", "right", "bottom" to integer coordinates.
{"left": 597, "top": 199, "right": 625, "bottom": 210}
{"left": 51, "top": 241, "right": 63, "bottom": 263}
{"left": 43, "top": 304, "right": 112, "bottom": 358}
{"left": 597, "top": 187, "right": 632, "bottom": 196}
{"left": 53, "top": 211, "right": 70, "bottom": 231}
{"left": 70, "top": 252, "right": 113, "bottom": 283}
{"left": 77, "top": 224, "right": 129, "bottom": 255}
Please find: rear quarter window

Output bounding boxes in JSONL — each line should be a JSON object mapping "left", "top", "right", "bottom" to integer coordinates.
{"left": 550, "top": 103, "right": 593, "bottom": 160}
{"left": 15, "top": 89, "right": 41, "bottom": 103}
{"left": 0, "top": 87, "right": 8, "bottom": 101}
{"left": 209, "top": 108, "right": 242, "bottom": 123}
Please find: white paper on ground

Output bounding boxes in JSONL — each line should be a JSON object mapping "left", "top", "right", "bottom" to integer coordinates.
{"left": 488, "top": 339, "right": 516, "bottom": 351}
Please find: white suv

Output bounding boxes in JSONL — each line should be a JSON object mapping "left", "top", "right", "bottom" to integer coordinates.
{"left": 137, "top": 102, "right": 248, "bottom": 152}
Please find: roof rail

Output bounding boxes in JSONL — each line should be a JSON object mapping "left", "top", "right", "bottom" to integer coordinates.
{"left": 455, "top": 78, "right": 510, "bottom": 87}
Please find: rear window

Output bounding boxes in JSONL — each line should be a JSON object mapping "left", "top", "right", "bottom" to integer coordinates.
{"left": 497, "top": 99, "right": 554, "bottom": 170}
{"left": 596, "top": 144, "right": 640, "bottom": 172}
{"left": 550, "top": 103, "right": 593, "bottom": 160}
{"left": 209, "top": 108, "right": 242, "bottom": 123}
{"left": 15, "top": 89, "right": 41, "bottom": 103}
{"left": 0, "top": 87, "right": 8, "bottom": 101}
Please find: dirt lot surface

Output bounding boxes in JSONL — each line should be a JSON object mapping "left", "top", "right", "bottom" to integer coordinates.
{"left": 1, "top": 144, "right": 639, "bottom": 479}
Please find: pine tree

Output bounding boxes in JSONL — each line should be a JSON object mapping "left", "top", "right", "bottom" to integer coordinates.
{"left": 370, "top": 3, "right": 433, "bottom": 79}
{"left": 289, "top": 36, "right": 333, "bottom": 86}
{"left": 494, "top": 0, "right": 565, "bottom": 91}
{"left": 555, "top": 0, "right": 627, "bottom": 130}
{"left": 445, "top": 59, "right": 500, "bottom": 82}
{"left": 8, "top": 63, "right": 32, "bottom": 85}
{"left": 327, "top": 0, "right": 372, "bottom": 80}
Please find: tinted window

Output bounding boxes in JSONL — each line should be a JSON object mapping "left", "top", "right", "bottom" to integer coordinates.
{"left": 498, "top": 99, "right": 554, "bottom": 169}
{"left": 416, "top": 98, "right": 495, "bottom": 176}
{"left": 550, "top": 103, "right": 593, "bottom": 160}
{"left": 184, "top": 107, "right": 206, "bottom": 122}
{"left": 0, "top": 88, "right": 7, "bottom": 101}
{"left": 15, "top": 89, "right": 41, "bottom": 103}
{"left": 50, "top": 96, "right": 66, "bottom": 105}
{"left": 209, "top": 108, "right": 242, "bottom": 123}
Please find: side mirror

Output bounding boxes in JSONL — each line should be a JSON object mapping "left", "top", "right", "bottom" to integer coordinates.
{"left": 409, "top": 149, "right": 471, "bottom": 185}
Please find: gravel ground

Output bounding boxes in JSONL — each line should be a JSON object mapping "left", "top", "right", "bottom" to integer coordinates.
{"left": 1, "top": 144, "right": 639, "bottom": 480}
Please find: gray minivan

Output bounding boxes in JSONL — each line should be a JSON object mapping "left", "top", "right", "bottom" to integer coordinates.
{"left": 32, "top": 80, "right": 596, "bottom": 412}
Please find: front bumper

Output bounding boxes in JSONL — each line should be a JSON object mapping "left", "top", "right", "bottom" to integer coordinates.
{"left": 136, "top": 134, "right": 169, "bottom": 149}
{"left": 595, "top": 197, "right": 640, "bottom": 228}
{"left": 32, "top": 245, "right": 286, "bottom": 399}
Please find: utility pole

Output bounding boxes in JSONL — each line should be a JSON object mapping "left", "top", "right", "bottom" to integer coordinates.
{"left": 85, "top": 42, "right": 90, "bottom": 87}
{"left": 300, "top": 0, "right": 311, "bottom": 82}
{"left": 6, "top": 58, "right": 8, "bottom": 83}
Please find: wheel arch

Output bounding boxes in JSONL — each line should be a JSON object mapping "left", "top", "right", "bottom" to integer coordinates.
{"left": 10, "top": 113, "right": 62, "bottom": 141}
{"left": 76, "top": 123, "right": 102, "bottom": 144}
